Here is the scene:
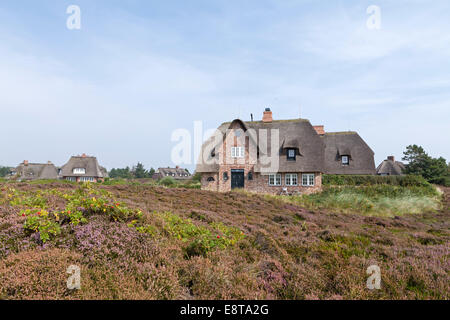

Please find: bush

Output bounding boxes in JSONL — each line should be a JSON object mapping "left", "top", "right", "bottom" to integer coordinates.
{"left": 323, "top": 174, "right": 430, "bottom": 187}
{"left": 158, "top": 176, "right": 177, "bottom": 187}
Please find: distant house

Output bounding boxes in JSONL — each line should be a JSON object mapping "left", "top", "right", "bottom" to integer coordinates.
{"left": 14, "top": 160, "right": 59, "bottom": 181}
{"left": 60, "top": 154, "right": 108, "bottom": 182}
{"left": 153, "top": 166, "right": 191, "bottom": 181}
{"left": 376, "top": 156, "right": 405, "bottom": 176}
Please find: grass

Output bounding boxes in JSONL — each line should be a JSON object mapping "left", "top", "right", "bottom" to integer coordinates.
{"left": 270, "top": 185, "right": 441, "bottom": 217}
{"left": 0, "top": 181, "right": 448, "bottom": 300}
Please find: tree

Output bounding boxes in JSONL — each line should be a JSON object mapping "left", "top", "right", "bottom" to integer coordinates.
{"left": 110, "top": 163, "right": 155, "bottom": 179}
{"left": 133, "top": 163, "right": 147, "bottom": 179}
{"left": 109, "top": 166, "right": 133, "bottom": 179}
{"left": 402, "top": 145, "right": 449, "bottom": 185}
{"left": 0, "top": 166, "right": 11, "bottom": 177}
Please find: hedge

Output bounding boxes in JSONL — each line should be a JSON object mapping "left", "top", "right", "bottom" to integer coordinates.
{"left": 322, "top": 174, "right": 431, "bottom": 187}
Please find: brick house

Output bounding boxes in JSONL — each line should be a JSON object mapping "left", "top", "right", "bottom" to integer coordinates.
{"left": 196, "top": 109, "right": 375, "bottom": 194}
{"left": 60, "top": 154, "right": 108, "bottom": 182}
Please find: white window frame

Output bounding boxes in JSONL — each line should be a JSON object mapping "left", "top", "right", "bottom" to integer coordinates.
{"left": 302, "top": 174, "right": 315, "bottom": 187}
{"left": 73, "top": 168, "right": 86, "bottom": 175}
{"left": 80, "top": 177, "right": 94, "bottom": 182}
{"left": 231, "top": 146, "right": 244, "bottom": 158}
{"left": 341, "top": 155, "right": 349, "bottom": 165}
{"left": 66, "top": 177, "right": 76, "bottom": 182}
{"left": 285, "top": 173, "right": 298, "bottom": 186}
{"left": 268, "top": 174, "right": 282, "bottom": 186}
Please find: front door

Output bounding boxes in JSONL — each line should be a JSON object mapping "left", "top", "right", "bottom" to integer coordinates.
{"left": 231, "top": 169, "right": 245, "bottom": 189}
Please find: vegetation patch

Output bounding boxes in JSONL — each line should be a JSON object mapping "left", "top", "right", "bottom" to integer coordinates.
{"left": 273, "top": 185, "right": 441, "bottom": 217}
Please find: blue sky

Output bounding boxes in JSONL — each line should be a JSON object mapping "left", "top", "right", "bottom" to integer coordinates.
{"left": 0, "top": 0, "right": 449, "bottom": 172}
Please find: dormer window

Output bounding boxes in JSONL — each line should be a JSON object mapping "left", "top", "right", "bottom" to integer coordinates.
{"left": 341, "top": 156, "right": 349, "bottom": 165}
{"left": 287, "top": 149, "right": 296, "bottom": 161}
{"left": 73, "top": 168, "right": 86, "bottom": 175}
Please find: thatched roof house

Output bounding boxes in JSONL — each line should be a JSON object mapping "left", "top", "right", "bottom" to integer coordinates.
{"left": 322, "top": 132, "right": 376, "bottom": 175}
{"left": 376, "top": 156, "right": 405, "bottom": 175}
{"left": 196, "top": 108, "right": 376, "bottom": 194}
{"left": 14, "top": 161, "right": 58, "bottom": 181}
{"left": 154, "top": 167, "right": 191, "bottom": 180}
{"left": 60, "top": 154, "right": 108, "bottom": 182}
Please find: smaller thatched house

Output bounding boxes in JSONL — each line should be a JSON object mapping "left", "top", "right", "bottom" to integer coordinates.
{"left": 60, "top": 154, "right": 108, "bottom": 182}
{"left": 376, "top": 156, "right": 405, "bottom": 176}
{"left": 321, "top": 132, "right": 376, "bottom": 175}
{"left": 153, "top": 167, "right": 191, "bottom": 181}
{"left": 14, "top": 161, "right": 58, "bottom": 181}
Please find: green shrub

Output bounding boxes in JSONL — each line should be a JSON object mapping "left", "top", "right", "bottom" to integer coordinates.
{"left": 323, "top": 174, "right": 431, "bottom": 187}
{"left": 158, "top": 176, "right": 177, "bottom": 187}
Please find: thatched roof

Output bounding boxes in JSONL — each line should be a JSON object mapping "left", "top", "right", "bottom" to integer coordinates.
{"left": 376, "top": 158, "right": 405, "bottom": 175}
{"left": 60, "top": 155, "right": 106, "bottom": 178}
{"left": 322, "top": 132, "right": 376, "bottom": 175}
{"left": 196, "top": 118, "right": 325, "bottom": 173}
{"left": 15, "top": 162, "right": 58, "bottom": 180}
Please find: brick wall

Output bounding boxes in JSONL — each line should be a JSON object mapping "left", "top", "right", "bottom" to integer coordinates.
{"left": 201, "top": 171, "right": 322, "bottom": 194}
{"left": 200, "top": 124, "right": 323, "bottom": 195}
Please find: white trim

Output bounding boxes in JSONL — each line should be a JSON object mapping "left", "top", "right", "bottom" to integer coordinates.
{"left": 342, "top": 155, "right": 349, "bottom": 165}
{"left": 268, "top": 174, "right": 282, "bottom": 186}
{"left": 231, "top": 146, "right": 244, "bottom": 158}
{"left": 301, "top": 173, "right": 315, "bottom": 186}
{"left": 73, "top": 168, "right": 86, "bottom": 175}
{"left": 285, "top": 173, "right": 298, "bottom": 186}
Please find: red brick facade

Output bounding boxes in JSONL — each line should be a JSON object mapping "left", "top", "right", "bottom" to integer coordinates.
{"left": 200, "top": 122, "right": 322, "bottom": 194}
{"left": 201, "top": 171, "right": 322, "bottom": 194}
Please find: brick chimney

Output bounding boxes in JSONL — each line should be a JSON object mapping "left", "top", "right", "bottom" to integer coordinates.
{"left": 387, "top": 156, "right": 395, "bottom": 162}
{"left": 23, "top": 160, "right": 29, "bottom": 166}
{"left": 82, "top": 153, "right": 87, "bottom": 158}
{"left": 313, "top": 125, "right": 325, "bottom": 135}
{"left": 262, "top": 108, "right": 273, "bottom": 123}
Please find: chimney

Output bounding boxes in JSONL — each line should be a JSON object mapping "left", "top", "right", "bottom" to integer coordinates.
{"left": 82, "top": 153, "right": 87, "bottom": 158}
{"left": 387, "top": 156, "right": 395, "bottom": 162}
{"left": 47, "top": 161, "right": 52, "bottom": 165}
{"left": 250, "top": 113, "right": 254, "bottom": 122}
{"left": 313, "top": 125, "right": 325, "bottom": 135}
{"left": 262, "top": 108, "right": 273, "bottom": 123}
{"left": 176, "top": 166, "right": 179, "bottom": 169}
{"left": 23, "top": 160, "right": 29, "bottom": 166}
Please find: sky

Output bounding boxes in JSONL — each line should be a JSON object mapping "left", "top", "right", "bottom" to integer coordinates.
{"left": 0, "top": 0, "right": 449, "bottom": 172}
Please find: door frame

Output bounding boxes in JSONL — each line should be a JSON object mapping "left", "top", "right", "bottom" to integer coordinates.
{"left": 231, "top": 169, "right": 245, "bottom": 189}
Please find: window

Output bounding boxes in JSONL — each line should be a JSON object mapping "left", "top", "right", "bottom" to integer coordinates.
{"left": 73, "top": 168, "right": 86, "bottom": 175}
{"left": 341, "top": 155, "right": 349, "bottom": 165}
{"left": 268, "top": 174, "right": 282, "bottom": 186}
{"left": 231, "top": 147, "right": 244, "bottom": 158}
{"left": 66, "top": 177, "right": 76, "bottom": 182}
{"left": 80, "top": 177, "right": 94, "bottom": 182}
{"left": 223, "top": 172, "right": 229, "bottom": 181}
{"left": 207, "top": 176, "right": 215, "bottom": 182}
{"left": 248, "top": 172, "right": 253, "bottom": 180}
{"left": 302, "top": 174, "right": 315, "bottom": 186}
{"left": 285, "top": 173, "right": 298, "bottom": 186}
{"left": 287, "top": 149, "right": 296, "bottom": 161}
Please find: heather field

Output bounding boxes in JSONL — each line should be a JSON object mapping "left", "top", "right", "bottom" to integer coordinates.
{"left": 0, "top": 182, "right": 448, "bottom": 300}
